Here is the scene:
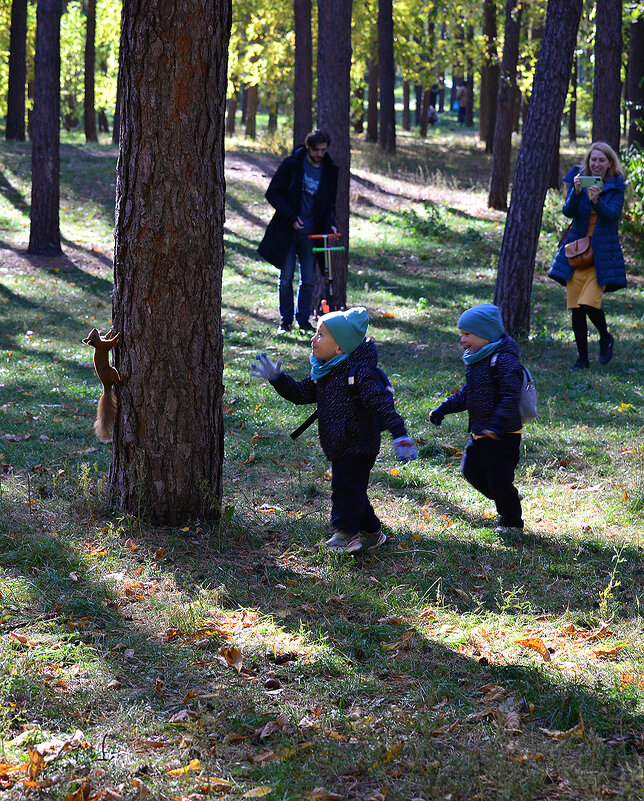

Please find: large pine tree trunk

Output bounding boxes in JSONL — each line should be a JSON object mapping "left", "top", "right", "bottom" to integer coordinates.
{"left": 6, "top": 0, "right": 28, "bottom": 141}
{"left": 84, "top": 0, "right": 98, "bottom": 143}
{"left": 378, "top": 0, "right": 395, "bottom": 153}
{"left": 366, "top": 58, "right": 378, "bottom": 142}
{"left": 316, "top": 0, "right": 352, "bottom": 309}
{"left": 110, "top": 0, "right": 231, "bottom": 524}
{"left": 28, "top": 0, "right": 62, "bottom": 257}
{"left": 487, "top": 0, "right": 522, "bottom": 211}
{"left": 479, "top": 0, "right": 499, "bottom": 152}
{"left": 592, "top": 0, "right": 622, "bottom": 151}
{"left": 627, "top": 16, "right": 644, "bottom": 146}
{"left": 293, "top": 0, "right": 312, "bottom": 149}
{"left": 495, "top": 0, "right": 583, "bottom": 336}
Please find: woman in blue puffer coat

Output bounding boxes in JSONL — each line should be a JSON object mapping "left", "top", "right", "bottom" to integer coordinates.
{"left": 548, "top": 142, "right": 626, "bottom": 370}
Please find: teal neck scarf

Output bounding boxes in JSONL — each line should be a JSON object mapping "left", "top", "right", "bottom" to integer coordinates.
{"left": 309, "top": 352, "right": 349, "bottom": 380}
{"left": 462, "top": 338, "right": 503, "bottom": 365}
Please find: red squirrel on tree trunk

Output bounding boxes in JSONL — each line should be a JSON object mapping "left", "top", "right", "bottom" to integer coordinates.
{"left": 83, "top": 328, "right": 122, "bottom": 443}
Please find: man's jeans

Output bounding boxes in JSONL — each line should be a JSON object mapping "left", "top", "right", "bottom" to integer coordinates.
{"left": 278, "top": 232, "right": 315, "bottom": 326}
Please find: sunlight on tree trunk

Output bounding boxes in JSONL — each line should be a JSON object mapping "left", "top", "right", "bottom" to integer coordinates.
{"left": 6, "top": 0, "right": 28, "bottom": 141}
{"left": 84, "top": 0, "right": 98, "bottom": 143}
{"left": 378, "top": 0, "right": 395, "bottom": 153}
{"left": 592, "top": 0, "right": 622, "bottom": 152}
{"left": 293, "top": 0, "right": 313, "bottom": 149}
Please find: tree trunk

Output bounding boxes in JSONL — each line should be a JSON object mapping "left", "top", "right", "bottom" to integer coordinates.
{"left": 627, "top": 16, "right": 644, "bottom": 146}
{"left": 414, "top": 83, "right": 422, "bottom": 125}
{"left": 352, "top": 86, "right": 365, "bottom": 133}
{"left": 245, "top": 83, "right": 258, "bottom": 139}
{"left": 466, "top": 26, "right": 474, "bottom": 127}
{"left": 28, "top": 0, "right": 62, "bottom": 257}
{"left": 592, "top": 0, "right": 622, "bottom": 151}
{"left": 110, "top": 0, "right": 231, "bottom": 524}
{"left": 548, "top": 124, "right": 560, "bottom": 189}
{"left": 402, "top": 79, "right": 410, "bottom": 130}
{"left": 316, "top": 0, "right": 352, "bottom": 309}
{"left": 495, "top": 0, "right": 583, "bottom": 337}
{"left": 378, "top": 0, "right": 395, "bottom": 153}
{"left": 240, "top": 85, "right": 247, "bottom": 125}
{"left": 268, "top": 102, "right": 278, "bottom": 132}
{"left": 487, "top": 0, "right": 522, "bottom": 211}
{"left": 112, "top": 60, "right": 121, "bottom": 145}
{"left": 226, "top": 94, "right": 237, "bottom": 135}
{"left": 83, "top": 0, "right": 98, "bottom": 142}
{"left": 419, "top": 86, "right": 431, "bottom": 138}
{"left": 480, "top": 0, "right": 499, "bottom": 152}
{"left": 293, "top": 0, "right": 312, "bottom": 149}
{"left": 366, "top": 58, "right": 378, "bottom": 141}
{"left": 568, "top": 52, "right": 577, "bottom": 142}
{"left": 6, "top": 0, "right": 28, "bottom": 140}
{"left": 438, "top": 74, "right": 445, "bottom": 112}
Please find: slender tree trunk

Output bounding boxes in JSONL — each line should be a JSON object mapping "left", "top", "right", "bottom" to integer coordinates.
{"left": 488, "top": 0, "right": 522, "bottom": 211}
{"left": 627, "top": 17, "right": 644, "bottom": 146}
{"left": 438, "top": 74, "right": 445, "bottom": 112}
{"left": 226, "top": 94, "right": 237, "bottom": 135}
{"left": 28, "top": 0, "right": 62, "bottom": 257}
{"left": 353, "top": 86, "right": 365, "bottom": 133}
{"left": 568, "top": 52, "right": 577, "bottom": 142}
{"left": 240, "top": 85, "right": 247, "bottom": 125}
{"left": 83, "top": 0, "right": 98, "bottom": 142}
{"left": 245, "top": 84, "right": 258, "bottom": 139}
{"left": 6, "top": 0, "right": 28, "bottom": 140}
{"left": 419, "top": 86, "right": 431, "bottom": 138}
{"left": 495, "top": 0, "right": 583, "bottom": 336}
{"left": 293, "top": 0, "right": 312, "bottom": 149}
{"left": 268, "top": 102, "right": 278, "bottom": 132}
{"left": 378, "top": 0, "right": 395, "bottom": 152}
{"left": 480, "top": 0, "right": 499, "bottom": 152}
{"left": 592, "top": 0, "right": 622, "bottom": 151}
{"left": 316, "top": 0, "right": 352, "bottom": 309}
{"left": 414, "top": 83, "right": 422, "bottom": 125}
{"left": 366, "top": 58, "right": 378, "bottom": 142}
{"left": 110, "top": 0, "right": 231, "bottom": 524}
{"left": 402, "top": 79, "right": 410, "bottom": 130}
{"left": 466, "top": 26, "right": 474, "bottom": 127}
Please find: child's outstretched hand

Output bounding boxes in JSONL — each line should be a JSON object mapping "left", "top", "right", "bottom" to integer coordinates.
{"left": 429, "top": 408, "right": 444, "bottom": 426}
{"left": 250, "top": 353, "right": 282, "bottom": 381}
{"left": 393, "top": 436, "right": 418, "bottom": 463}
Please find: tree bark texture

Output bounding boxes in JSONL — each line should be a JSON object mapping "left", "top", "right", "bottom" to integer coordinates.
{"left": 568, "top": 52, "right": 577, "bottom": 142}
{"left": 316, "top": 0, "right": 352, "bottom": 309}
{"left": 366, "top": 58, "right": 378, "bottom": 142}
{"left": 293, "top": 0, "right": 313, "bottom": 149}
{"left": 414, "top": 83, "right": 422, "bottom": 125}
{"left": 84, "top": 0, "right": 98, "bottom": 143}
{"left": 479, "top": 0, "right": 499, "bottom": 152}
{"left": 28, "top": 0, "right": 62, "bottom": 257}
{"left": 487, "top": 0, "right": 522, "bottom": 211}
{"left": 495, "top": 0, "right": 583, "bottom": 336}
{"left": 402, "top": 79, "right": 410, "bottom": 130}
{"left": 226, "top": 94, "right": 237, "bottom": 134}
{"left": 377, "top": 0, "right": 395, "bottom": 153}
{"left": 627, "top": 16, "right": 644, "bottom": 146}
{"left": 110, "top": 0, "right": 231, "bottom": 524}
{"left": 6, "top": 0, "right": 28, "bottom": 140}
{"left": 592, "top": 0, "right": 622, "bottom": 152}
{"left": 245, "top": 83, "right": 258, "bottom": 138}
{"left": 466, "top": 26, "right": 474, "bottom": 128}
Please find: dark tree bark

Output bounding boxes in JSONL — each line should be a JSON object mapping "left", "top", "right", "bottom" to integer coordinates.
{"left": 240, "top": 85, "right": 247, "bottom": 124}
{"left": 419, "top": 86, "right": 432, "bottom": 138}
{"left": 479, "top": 0, "right": 499, "bottom": 152}
{"left": 268, "top": 102, "right": 278, "bottom": 132}
{"left": 83, "top": 0, "right": 98, "bottom": 142}
{"left": 627, "top": 16, "right": 644, "bottom": 146}
{"left": 568, "top": 52, "right": 577, "bottom": 142}
{"left": 226, "top": 94, "right": 237, "bottom": 135}
{"left": 414, "top": 83, "right": 422, "bottom": 125}
{"left": 378, "top": 0, "right": 395, "bottom": 152}
{"left": 366, "top": 58, "right": 378, "bottom": 141}
{"left": 465, "top": 26, "right": 474, "bottom": 127}
{"left": 487, "top": 0, "right": 522, "bottom": 211}
{"left": 352, "top": 86, "right": 365, "bottom": 133}
{"left": 110, "top": 0, "right": 231, "bottom": 524}
{"left": 245, "top": 83, "right": 258, "bottom": 138}
{"left": 6, "top": 0, "right": 28, "bottom": 140}
{"left": 293, "top": 0, "right": 313, "bottom": 149}
{"left": 28, "top": 0, "right": 62, "bottom": 257}
{"left": 402, "top": 80, "right": 410, "bottom": 130}
{"left": 438, "top": 74, "right": 445, "bottom": 112}
{"left": 316, "top": 0, "right": 352, "bottom": 309}
{"left": 592, "top": 0, "right": 622, "bottom": 151}
{"left": 495, "top": 0, "right": 583, "bottom": 336}
{"left": 548, "top": 124, "right": 560, "bottom": 190}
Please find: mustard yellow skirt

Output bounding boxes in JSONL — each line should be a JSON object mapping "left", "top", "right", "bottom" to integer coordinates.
{"left": 566, "top": 265, "right": 604, "bottom": 310}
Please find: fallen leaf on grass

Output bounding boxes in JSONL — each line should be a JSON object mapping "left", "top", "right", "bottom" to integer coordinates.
{"left": 515, "top": 637, "right": 551, "bottom": 661}
{"left": 467, "top": 708, "right": 497, "bottom": 723}
{"left": 168, "top": 758, "right": 203, "bottom": 775}
{"left": 378, "top": 615, "right": 407, "bottom": 624}
{"left": 593, "top": 643, "right": 627, "bottom": 659}
{"left": 124, "top": 538, "right": 138, "bottom": 551}
{"left": 242, "top": 452, "right": 256, "bottom": 465}
{"left": 257, "top": 712, "right": 289, "bottom": 740}
{"left": 309, "top": 789, "right": 348, "bottom": 801}
{"left": 539, "top": 722, "right": 584, "bottom": 740}
{"left": 9, "top": 632, "right": 39, "bottom": 647}
{"left": 242, "top": 788, "right": 274, "bottom": 799}
{"left": 504, "top": 711, "right": 522, "bottom": 732}
{"left": 249, "top": 748, "right": 276, "bottom": 764}
{"left": 430, "top": 721, "right": 460, "bottom": 737}
{"left": 219, "top": 644, "right": 243, "bottom": 672}
{"left": 154, "top": 548, "right": 166, "bottom": 560}
{"left": 62, "top": 781, "right": 91, "bottom": 801}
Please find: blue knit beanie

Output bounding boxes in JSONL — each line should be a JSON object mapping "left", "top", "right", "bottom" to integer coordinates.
{"left": 457, "top": 303, "right": 505, "bottom": 342}
{"left": 321, "top": 307, "right": 369, "bottom": 354}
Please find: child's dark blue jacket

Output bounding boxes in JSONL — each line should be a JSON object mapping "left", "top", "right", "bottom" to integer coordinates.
{"left": 270, "top": 338, "right": 408, "bottom": 460}
{"left": 433, "top": 334, "right": 522, "bottom": 436}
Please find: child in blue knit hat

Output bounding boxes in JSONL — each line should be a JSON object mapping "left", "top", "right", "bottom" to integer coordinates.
{"left": 429, "top": 303, "right": 524, "bottom": 534}
{"left": 251, "top": 307, "right": 417, "bottom": 553}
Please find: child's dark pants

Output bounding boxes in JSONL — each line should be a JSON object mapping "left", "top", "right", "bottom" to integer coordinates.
{"left": 461, "top": 434, "right": 523, "bottom": 528}
{"left": 331, "top": 453, "right": 381, "bottom": 535}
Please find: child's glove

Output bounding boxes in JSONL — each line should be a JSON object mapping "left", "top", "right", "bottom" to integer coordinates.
{"left": 393, "top": 436, "right": 418, "bottom": 463}
{"left": 429, "top": 408, "right": 444, "bottom": 426}
{"left": 250, "top": 353, "right": 282, "bottom": 382}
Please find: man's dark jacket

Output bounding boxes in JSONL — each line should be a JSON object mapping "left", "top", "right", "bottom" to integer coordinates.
{"left": 258, "top": 146, "right": 339, "bottom": 269}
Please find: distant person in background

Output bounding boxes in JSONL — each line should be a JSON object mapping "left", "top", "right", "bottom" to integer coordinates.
{"left": 548, "top": 142, "right": 627, "bottom": 370}
{"left": 258, "top": 129, "right": 338, "bottom": 335}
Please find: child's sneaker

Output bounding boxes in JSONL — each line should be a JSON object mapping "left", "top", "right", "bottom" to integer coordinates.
{"left": 359, "top": 528, "right": 387, "bottom": 550}
{"left": 325, "top": 531, "right": 357, "bottom": 552}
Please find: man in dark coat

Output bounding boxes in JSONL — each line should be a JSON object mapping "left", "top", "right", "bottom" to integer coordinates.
{"left": 258, "top": 129, "right": 339, "bottom": 334}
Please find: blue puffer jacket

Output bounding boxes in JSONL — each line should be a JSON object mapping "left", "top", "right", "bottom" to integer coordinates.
{"left": 433, "top": 334, "right": 523, "bottom": 436}
{"left": 548, "top": 168, "right": 626, "bottom": 292}
{"left": 270, "top": 339, "right": 408, "bottom": 460}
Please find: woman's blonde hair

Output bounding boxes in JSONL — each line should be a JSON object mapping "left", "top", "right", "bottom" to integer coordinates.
{"left": 581, "top": 141, "right": 625, "bottom": 179}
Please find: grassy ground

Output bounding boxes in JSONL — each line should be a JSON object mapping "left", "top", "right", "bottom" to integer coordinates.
{"left": 1, "top": 127, "right": 644, "bottom": 801}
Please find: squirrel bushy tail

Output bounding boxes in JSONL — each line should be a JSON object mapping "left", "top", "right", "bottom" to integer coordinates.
{"left": 83, "top": 327, "right": 122, "bottom": 443}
